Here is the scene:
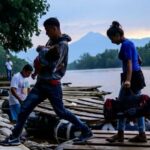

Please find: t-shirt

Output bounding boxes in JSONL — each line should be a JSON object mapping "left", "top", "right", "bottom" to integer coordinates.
{"left": 5, "top": 61, "right": 13, "bottom": 70}
{"left": 119, "top": 39, "right": 141, "bottom": 73}
{"left": 9, "top": 72, "right": 30, "bottom": 105}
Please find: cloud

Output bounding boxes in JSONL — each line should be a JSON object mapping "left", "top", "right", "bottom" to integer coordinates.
{"left": 33, "top": 0, "right": 150, "bottom": 45}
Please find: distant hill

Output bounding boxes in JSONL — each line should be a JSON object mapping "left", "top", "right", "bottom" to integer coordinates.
{"left": 69, "top": 32, "right": 150, "bottom": 62}
{"left": 15, "top": 32, "right": 150, "bottom": 63}
{"left": 69, "top": 32, "right": 118, "bottom": 62}
{"left": 131, "top": 37, "right": 150, "bottom": 47}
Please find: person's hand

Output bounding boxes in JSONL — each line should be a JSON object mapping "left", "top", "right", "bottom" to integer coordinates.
{"left": 36, "top": 45, "right": 45, "bottom": 52}
{"left": 123, "top": 80, "right": 131, "bottom": 88}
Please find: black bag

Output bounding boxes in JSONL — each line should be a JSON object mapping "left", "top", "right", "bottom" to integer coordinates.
{"left": 121, "top": 70, "right": 146, "bottom": 93}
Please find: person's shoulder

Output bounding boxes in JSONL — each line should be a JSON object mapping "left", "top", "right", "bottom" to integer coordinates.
{"left": 12, "top": 72, "right": 20, "bottom": 79}
{"left": 11, "top": 73, "right": 20, "bottom": 84}
{"left": 59, "top": 34, "right": 71, "bottom": 44}
{"left": 123, "top": 39, "right": 132, "bottom": 44}
{"left": 122, "top": 39, "right": 134, "bottom": 47}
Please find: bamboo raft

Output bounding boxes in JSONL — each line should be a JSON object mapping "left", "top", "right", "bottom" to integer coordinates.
{"left": 1, "top": 81, "right": 150, "bottom": 150}
{"left": 0, "top": 81, "right": 109, "bottom": 124}
{"left": 34, "top": 84, "right": 110, "bottom": 125}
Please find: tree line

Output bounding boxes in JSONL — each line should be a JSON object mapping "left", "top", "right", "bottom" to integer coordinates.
{"left": 68, "top": 42, "right": 150, "bottom": 70}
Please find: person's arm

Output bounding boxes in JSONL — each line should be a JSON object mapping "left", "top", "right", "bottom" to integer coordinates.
{"left": 124, "top": 60, "right": 132, "bottom": 88}
{"left": 53, "top": 42, "right": 68, "bottom": 72}
{"left": 27, "top": 87, "right": 31, "bottom": 94}
{"left": 138, "top": 55, "right": 142, "bottom": 65}
{"left": 26, "top": 80, "right": 31, "bottom": 94}
{"left": 10, "top": 87, "right": 22, "bottom": 104}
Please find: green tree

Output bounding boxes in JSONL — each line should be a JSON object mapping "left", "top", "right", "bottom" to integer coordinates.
{"left": 68, "top": 49, "right": 121, "bottom": 70}
{"left": 76, "top": 53, "right": 95, "bottom": 69}
{"left": 0, "top": 0, "right": 49, "bottom": 52}
{"left": 138, "top": 41, "right": 150, "bottom": 66}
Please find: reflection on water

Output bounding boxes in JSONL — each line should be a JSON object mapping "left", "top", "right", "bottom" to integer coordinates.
{"left": 62, "top": 67, "right": 150, "bottom": 99}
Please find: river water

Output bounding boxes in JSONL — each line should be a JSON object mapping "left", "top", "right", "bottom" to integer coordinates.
{"left": 30, "top": 67, "right": 150, "bottom": 99}
{"left": 62, "top": 67, "right": 150, "bottom": 99}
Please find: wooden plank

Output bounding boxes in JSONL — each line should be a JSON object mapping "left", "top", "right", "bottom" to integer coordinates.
{"left": 0, "top": 81, "right": 10, "bottom": 86}
{"left": 0, "top": 86, "right": 10, "bottom": 90}
{"left": 78, "top": 97, "right": 104, "bottom": 105}
{"left": 63, "top": 98, "right": 103, "bottom": 108}
{"left": 63, "top": 91, "right": 101, "bottom": 94}
{"left": 34, "top": 107, "right": 103, "bottom": 122}
{"left": 39, "top": 99, "right": 103, "bottom": 110}
{"left": 38, "top": 102, "right": 104, "bottom": 115}
{"left": 55, "top": 130, "right": 150, "bottom": 150}
{"left": 92, "top": 133, "right": 150, "bottom": 139}
{"left": 92, "top": 130, "right": 150, "bottom": 135}
{"left": 64, "top": 109, "right": 103, "bottom": 119}
{"left": 63, "top": 91, "right": 105, "bottom": 97}
{"left": 39, "top": 99, "right": 104, "bottom": 112}
{"left": 37, "top": 104, "right": 104, "bottom": 119}
{"left": 85, "top": 138, "right": 150, "bottom": 147}
{"left": 66, "top": 106, "right": 103, "bottom": 114}
{"left": 62, "top": 85, "right": 102, "bottom": 91}
{"left": 56, "top": 145, "right": 150, "bottom": 150}
{"left": 41, "top": 103, "right": 104, "bottom": 115}
{"left": 41, "top": 100, "right": 88, "bottom": 108}
{"left": 34, "top": 107, "right": 56, "bottom": 116}
{"left": 63, "top": 98, "right": 104, "bottom": 107}
{"left": 63, "top": 95, "right": 102, "bottom": 99}
{"left": 40, "top": 100, "right": 103, "bottom": 110}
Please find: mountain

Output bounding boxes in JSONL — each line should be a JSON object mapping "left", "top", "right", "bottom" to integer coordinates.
{"left": 69, "top": 32, "right": 150, "bottom": 62}
{"left": 131, "top": 37, "right": 150, "bottom": 47}
{"left": 69, "top": 32, "right": 118, "bottom": 62}
{"left": 15, "top": 32, "right": 150, "bottom": 63}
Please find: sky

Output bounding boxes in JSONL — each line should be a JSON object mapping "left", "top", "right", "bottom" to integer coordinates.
{"left": 32, "top": 0, "right": 150, "bottom": 47}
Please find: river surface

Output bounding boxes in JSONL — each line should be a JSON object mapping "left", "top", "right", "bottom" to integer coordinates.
{"left": 62, "top": 67, "right": 150, "bottom": 98}
{"left": 30, "top": 67, "right": 150, "bottom": 99}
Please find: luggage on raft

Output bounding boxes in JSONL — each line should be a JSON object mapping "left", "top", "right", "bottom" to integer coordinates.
{"left": 54, "top": 119, "right": 80, "bottom": 143}
{"left": 104, "top": 94, "right": 150, "bottom": 120}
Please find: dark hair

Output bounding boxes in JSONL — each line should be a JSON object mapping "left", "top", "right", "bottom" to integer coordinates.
{"left": 43, "top": 17, "right": 60, "bottom": 28}
{"left": 23, "top": 64, "right": 33, "bottom": 72}
{"left": 107, "top": 21, "right": 124, "bottom": 38}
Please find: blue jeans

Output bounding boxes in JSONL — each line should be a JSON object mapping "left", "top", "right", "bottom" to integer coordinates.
{"left": 10, "top": 104, "right": 21, "bottom": 122}
{"left": 12, "top": 81, "right": 88, "bottom": 138}
{"left": 6, "top": 69, "right": 12, "bottom": 81}
{"left": 117, "top": 88, "right": 145, "bottom": 133}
